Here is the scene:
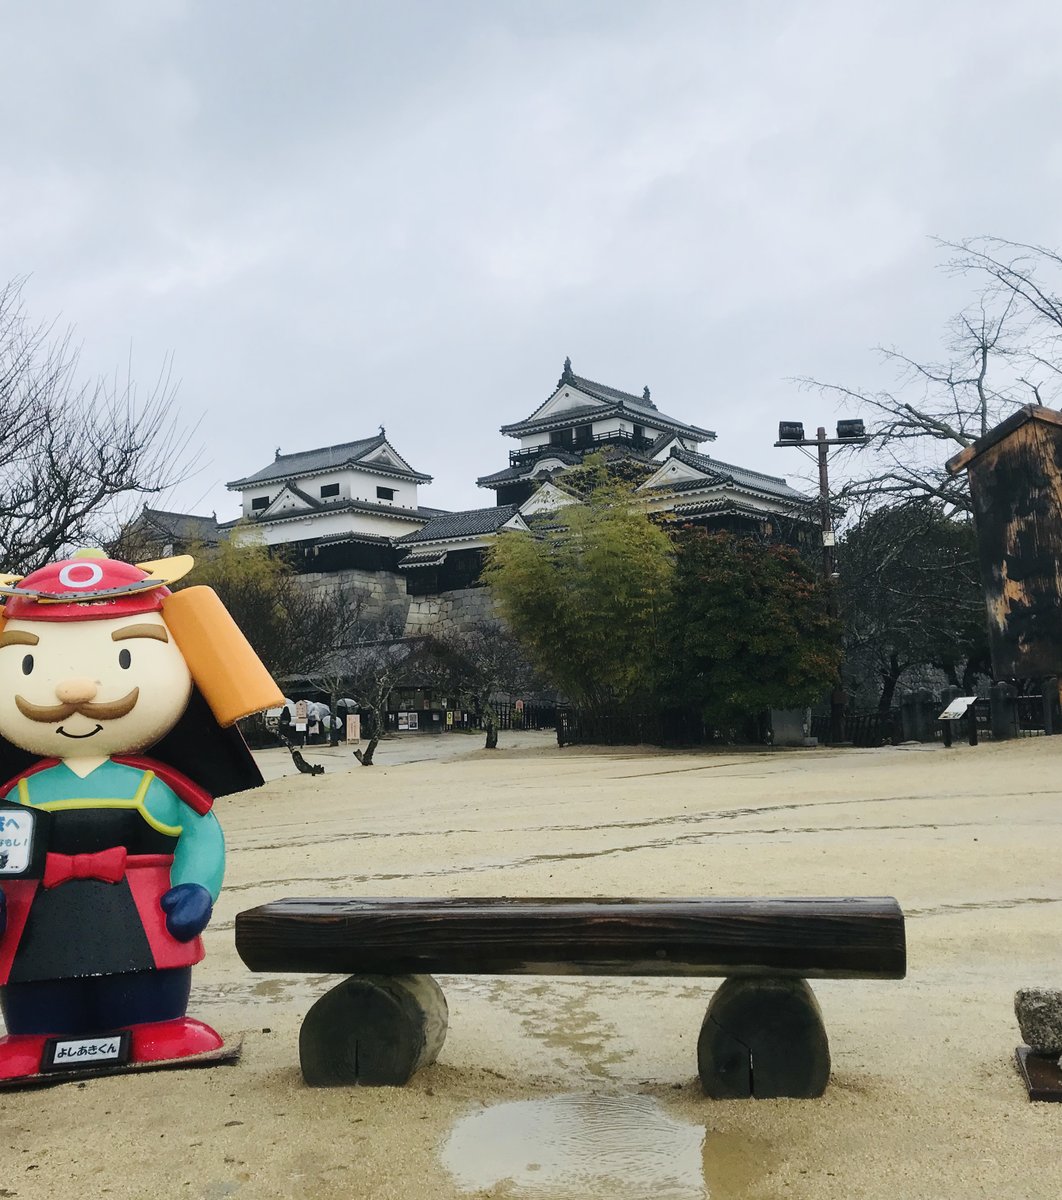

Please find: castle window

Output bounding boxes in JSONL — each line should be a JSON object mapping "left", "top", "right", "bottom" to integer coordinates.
{"left": 320, "top": 483, "right": 340, "bottom": 498}
{"left": 377, "top": 486, "right": 395, "bottom": 501}
{"left": 251, "top": 496, "right": 269, "bottom": 511}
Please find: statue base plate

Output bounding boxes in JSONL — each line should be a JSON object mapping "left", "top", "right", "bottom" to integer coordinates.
{"left": 0, "top": 1035, "right": 242, "bottom": 1090}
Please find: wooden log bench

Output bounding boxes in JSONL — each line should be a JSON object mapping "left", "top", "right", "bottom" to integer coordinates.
{"left": 234, "top": 896, "right": 906, "bottom": 1098}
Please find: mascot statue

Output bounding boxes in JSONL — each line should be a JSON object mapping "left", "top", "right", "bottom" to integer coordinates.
{"left": 0, "top": 550, "right": 282, "bottom": 1081}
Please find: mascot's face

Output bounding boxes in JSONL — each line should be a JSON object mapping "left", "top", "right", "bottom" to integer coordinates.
{"left": 0, "top": 612, "right": 192, "bottom": 759}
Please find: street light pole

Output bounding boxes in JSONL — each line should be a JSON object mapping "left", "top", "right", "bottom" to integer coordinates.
{"left": 775, "top": 419, "right": 869, "bottom": 744}
{"left": 816, "top": 426, "right": 833, "bottom": 586}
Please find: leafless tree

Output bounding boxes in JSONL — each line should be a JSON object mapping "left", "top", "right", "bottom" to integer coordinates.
{"left": 326, "top": 631, "right": 433, "bottom": 766}
{"left": 942, "top": 236, "right": 1062, "bottom": 399}
{"left": 0, "top": 280, "right": 199, "bottom": 572}
{"left": 427, "top": 621, "right": 540, "bottom": 748}
{"left": 801, "top": 236, "right": 1062, "bottom": 517}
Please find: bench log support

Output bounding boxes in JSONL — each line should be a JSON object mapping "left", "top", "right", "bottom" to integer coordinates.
{"left": 698, "top": 976, "right": 830, "bottom": 1099}
{"left": 299, "top": 973, "right": 448, "bottom": 1086}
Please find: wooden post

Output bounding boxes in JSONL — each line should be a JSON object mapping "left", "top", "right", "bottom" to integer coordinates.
{"left": 1044, "top": 676, "right": 1060, "bottom": 736}
{"left": 698, "top": 976, "right": 830, "bottom": 1099}
{"left": 990, "top": 681, "right": 1017, "bottom": 741}
{"left": 299, "top": 974, "right": 448, "bottom": 1087}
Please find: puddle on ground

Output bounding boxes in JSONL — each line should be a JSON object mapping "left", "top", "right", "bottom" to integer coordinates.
{"left": 440, "top": 1093, "right": 769, "bottom": 1199}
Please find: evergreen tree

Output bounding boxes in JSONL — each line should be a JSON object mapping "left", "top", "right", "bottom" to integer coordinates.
{"left": 661, "top": 529, "right": 839, "bottom": 728}
{"left": 484, "top": 471, "right": 674, "bottom": 714}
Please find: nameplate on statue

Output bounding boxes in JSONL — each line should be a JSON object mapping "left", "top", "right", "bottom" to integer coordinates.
{"left": 42, "top": 1031, "right": 132, "bottom": 1072}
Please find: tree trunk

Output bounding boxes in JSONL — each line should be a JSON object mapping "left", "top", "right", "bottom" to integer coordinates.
{"left": 329, "top": 690, "right": 340, "bottom": 747}
{"left": 484, "top": 718, "right": 498, "bottom": 750}
{"left": 356, "top": 707, "right": 382, "bottom": 765}
{"left": 878, "top": 655, "right": 901, "bottom": 712}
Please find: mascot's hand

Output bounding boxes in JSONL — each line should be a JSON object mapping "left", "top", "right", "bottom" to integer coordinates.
{"left": 160, "top": 883, "right": 213, "bottom": 941}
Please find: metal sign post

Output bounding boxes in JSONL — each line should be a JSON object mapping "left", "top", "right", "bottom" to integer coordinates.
{"left": 938, "top": 696, "right": 979, "bottom": 747}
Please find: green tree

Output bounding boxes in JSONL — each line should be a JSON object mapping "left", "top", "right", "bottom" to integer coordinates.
{"left": 836, "top": 501, "right": 989, "bottom": 709}
{"left": 483, "top": 473, "right": 674, "bottom": 713}
{"left": 662, "top": 529, "right": 839, "bottom": 728}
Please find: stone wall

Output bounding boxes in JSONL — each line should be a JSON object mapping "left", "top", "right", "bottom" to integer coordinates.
{"left": 295, "top": 567, "right": 411, "bottom": 626}
{"left": 404, "top": 585, "right": 500, "bottom": 637}
{"left": 294, "top": 567, "right": 502, "bottom": 636}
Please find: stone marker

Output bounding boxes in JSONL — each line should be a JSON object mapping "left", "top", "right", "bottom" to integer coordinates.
{"left": 1015, "top": 988, "right": 1062, "bottom": 1054}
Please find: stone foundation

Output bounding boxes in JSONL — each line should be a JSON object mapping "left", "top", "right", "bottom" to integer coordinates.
{"left": 294, "top": 568, "right": 502, "bottom": 637}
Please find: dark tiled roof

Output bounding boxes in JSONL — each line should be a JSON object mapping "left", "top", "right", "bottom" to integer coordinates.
{"left": 394, "top": 504, "right": 520, "bottom": 544}
{"left": 397, "top": 550, "right": 449, "bottom": 569}
{"left": 280, "top": 483, "right": 323, "bottom": 510}
{"left": 648, "top": 431, "right": 680, "bottom": 457}
{"left": 227, "top": 435, "right": 431, "bottom": 488}
{"left": 668, "top": 496, "right": 793, "bottom": 518}
{"left": 501, "top": 396, "right": 713, "bottom": 442}
{"left": 135, "top": 508, "right": 222, "bottom": 544}
{"left": 498, "top": 360, "right": 713, "bottom": 441}
{"left": 249, "top": 498, "right": 438, "bottom": 526}
{"left": 654, "top": 448, "right": 811, "bottom": 504}
{"left": 313, "top": 531, "right": 394, "bottom": 546}
{"left": 500, "top": 402, "right": 604, "bottom": 434}
{"left": 568, "top": 371, "right": 656, "bottom": 409}
{"left": 476, "top": 450, "right": 581, "bottom": 488}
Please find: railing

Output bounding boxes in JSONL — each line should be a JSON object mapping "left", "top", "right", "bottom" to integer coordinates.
{"left": 508, "top": 430, "right": 655, "bottom": 465}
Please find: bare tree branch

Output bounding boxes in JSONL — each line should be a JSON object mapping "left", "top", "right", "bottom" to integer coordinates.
{"left": 0, "top": 280, "right": 200, "bottom": 572}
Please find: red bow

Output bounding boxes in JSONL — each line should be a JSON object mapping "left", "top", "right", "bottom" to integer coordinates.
{"left": 43, "top": 846, "right": 128, "bottom": 889}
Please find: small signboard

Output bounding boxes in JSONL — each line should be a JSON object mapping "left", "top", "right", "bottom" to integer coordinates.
{"left": 938, "top": 696, "right": 978, "bottom": 720}
{"left": 0, "top": 800, "right": 47, "bottom": 878}
{"left": 294, "top": 700, "right": 308, "bottom": 722}
{"left": 398, "top": 712, "right": 409, "bottom": 731}
{"left": 446, "top": 711, "right": 454, "bottom": 727}
{"left": 408, "top": 712, "right": 419, "bottom": 731}
{"left": 347, "top": 714, "right": 360, "bottom": 743}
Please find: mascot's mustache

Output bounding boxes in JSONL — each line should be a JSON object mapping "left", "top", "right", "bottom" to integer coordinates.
{"left": 15, "top": 688, "right": 140, "bottom": 724}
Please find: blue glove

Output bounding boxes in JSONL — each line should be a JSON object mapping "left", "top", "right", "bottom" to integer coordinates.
{"left": 160, "top": 883, "right": 213, "bottom": 941}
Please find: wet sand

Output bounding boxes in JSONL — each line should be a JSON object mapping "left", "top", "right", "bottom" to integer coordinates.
{"left": 2, "top": 731, "right": 1061, "bottom": 1199}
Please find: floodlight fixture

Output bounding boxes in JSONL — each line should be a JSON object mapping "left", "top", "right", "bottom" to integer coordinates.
{"left": 836, "top": 419, "right": 867, "bottom": 441}
{"left": 777, "top": 421, "right": 805, "bottom": 443}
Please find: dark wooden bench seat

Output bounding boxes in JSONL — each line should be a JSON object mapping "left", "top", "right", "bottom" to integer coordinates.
{"left": 235, "top": 896, "right": 906, "bottom": 1098}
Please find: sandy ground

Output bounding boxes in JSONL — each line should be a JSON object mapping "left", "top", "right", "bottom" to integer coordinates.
{"left": 2, "top": 730, "right": 1062, "bottom": 1199}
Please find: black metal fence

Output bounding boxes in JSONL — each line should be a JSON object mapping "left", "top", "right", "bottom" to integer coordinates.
{"left": 556, "top": 707, "right": 763, "bottom": 748}
{"left": 493, "top": 701, "right": 557, "bottom": 731}
{"left": 560, "top": 682, "right": 1062, "bottom": 751}
{"left": 811, "top": 682, "right": 1058, "bottom": 747}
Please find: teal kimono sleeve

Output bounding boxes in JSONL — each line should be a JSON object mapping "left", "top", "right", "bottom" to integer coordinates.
{"left": 144, "top": 777, "right": 226, "bottom": 901}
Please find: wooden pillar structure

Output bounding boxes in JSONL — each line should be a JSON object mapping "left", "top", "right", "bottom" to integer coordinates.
{"left": 946, "top": 406, "right": 1062, "bottom": 683}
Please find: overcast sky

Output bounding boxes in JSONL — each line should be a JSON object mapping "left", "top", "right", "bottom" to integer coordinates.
{"left": 4, "top": 0, "right": 1062, "bottom": 522}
